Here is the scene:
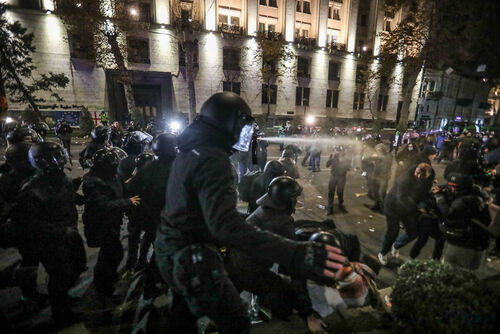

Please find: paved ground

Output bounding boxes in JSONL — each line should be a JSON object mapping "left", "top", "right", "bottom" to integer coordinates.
{"left": 0, "top": 139, "right": 499, "bottom": 332}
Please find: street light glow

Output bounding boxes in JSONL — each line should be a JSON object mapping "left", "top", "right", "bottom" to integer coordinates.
{"left": 305, "top": 115, "right": 315, "bottom": 125}
{"left": 169, "top": 121, "right": 181, "bottom": 132}
{"left": 76, "top": 2, "right": 81, "bottom": 7}
{"left": 130, "top": 8, "right": 138, "bottom": 16}
{"left": 362, "top": 46, "right": 367, "bottom": 52}
{"left": 5, "top": 117, "right": 14, "bottom": 124}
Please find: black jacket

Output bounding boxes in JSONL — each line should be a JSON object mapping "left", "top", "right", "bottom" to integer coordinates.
{"left": 326, "top": 154, "right": 350, "bottom": 178}
{"left": 82, "top": 173, "right": 131, "bottom": 246}
{"left": 385, "top": 167, "right": 434, "bottom": 216}
{"left": 127, "top": 158, "right": 173, "bottom": 228}
{"left": 10, "top": 171, "right": 78, "bottom": 245}
{"left": 156, "top": 121, "right": 298, "bottom": 269}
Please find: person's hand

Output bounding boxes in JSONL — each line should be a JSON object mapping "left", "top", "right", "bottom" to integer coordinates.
{"left": 129, "top": 195, "right": 141, "bottom": 206}
{"left": 292, "top": 242, "right": 347, "bottom": 284}
{"left": 418, "top": 208, "right": 426, "bottom": 213}
{"left": 307, "top": 314, "right": 327, "bottom": 333}
{"left": 431, "top": 186, "right": 440, "bottom": 194}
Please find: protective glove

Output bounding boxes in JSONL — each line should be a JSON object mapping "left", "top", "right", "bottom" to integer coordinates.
{"left": 290, "top": 242, "right": 346, "bottom": 285}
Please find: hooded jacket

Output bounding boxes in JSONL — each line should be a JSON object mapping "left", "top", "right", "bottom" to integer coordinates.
{"left": 156, "top": 120, "right": 297, "bottom": 269}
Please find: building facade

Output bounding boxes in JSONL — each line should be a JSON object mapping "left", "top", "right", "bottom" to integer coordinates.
{"left": 3, "top": 0, "right": 487, "bottom": 128}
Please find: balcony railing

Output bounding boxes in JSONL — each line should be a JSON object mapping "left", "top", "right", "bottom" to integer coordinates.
{"left": 259, "top": 31, "right": 283, "bottom": 41}
{"left": 425, "top": 91, "right": 443, "bottom": 100}
{"left": 294, "top": 36, "right": 316, "bottom": 47}
{"left": 328, "top": 41, "right": 346, "bottom": 52}
{"left": 172, "top": 18, "right": 202, "bottom": 31}
{"left": 218, "top": 24, "right": 244, "bottom": 36}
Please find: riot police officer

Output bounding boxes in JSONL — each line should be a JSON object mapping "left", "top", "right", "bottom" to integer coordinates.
{"left": 126, "top": 133, "right": 177, "bottom": 271}
{"left": 82, "top": 147, "right": 140, "bottom": 299}
{"left": 79, "top": 125, "right": 107, "bottom": 169}
{"left": 227, "top": 177, "right": 325, "bottom": 331}
{"left": 0, "top": 143, "right": 42, "bottom": 303}
{"left": 247, "top": 160, "right": 285, "bottom": 213}
{"left": 155, "top": 92, "right": 346, "bottom": 333}
{"left": 9, "top": 142, "right": 85, "bottom": 325}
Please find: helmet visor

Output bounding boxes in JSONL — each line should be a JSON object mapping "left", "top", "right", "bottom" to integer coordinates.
{"left": 232, "top": 124, "right": 254, "bottom": 152}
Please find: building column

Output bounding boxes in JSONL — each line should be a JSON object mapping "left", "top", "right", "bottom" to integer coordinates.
{"left": 347, "top": 0, "right": 360, "bottom": 52}
{"left": 205, "top": 0, "right": 217, "bottom": 31}
{"left": 372, "top": 0, "right": 385, "bottom": 55}
{"left": 317, "top": 0, "right": 329, "bottom": 47}
{"left": 247, "top": 0, "right": 258, "bottom": 36}
{"left": 155, "top": 0, "right": 170, "bottom": 25}
{"left": 284, "top": 0, "right": 295, "bottom": 42}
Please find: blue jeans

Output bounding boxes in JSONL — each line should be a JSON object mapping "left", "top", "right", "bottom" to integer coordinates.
{"left": 310, "top": 154, "right": 321, "bottom": 171}
{"left": 380, "top": 212, "right": 417, "bottom": 256}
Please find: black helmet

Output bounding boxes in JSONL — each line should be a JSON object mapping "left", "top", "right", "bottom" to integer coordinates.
{"left": 263, "top": 160, "right": 285, "bottom": 179}
{"left": 92, "top": 147, "right": 127, "bottom": 177}
{"left": 91, "top": 125, "right": 107, "bottom": 144}
{"left": 309, "top": 231, "right": 341, "bottom": 248}
{"left": 4, "top": 142, "right": 32, "bottom": 170}
{"left": 135, "top": 152, "right": 155, "bottom": 169}
{"left": 28, "top": 141, "right": 67, "bottom": 172}
{"left": 199, "top": 92, "right": 253, "bottom": 144}
{"left": 281, "top": 149, "right": 295, "bottom": 159}
{"left": 6, "top": 126, "right": 42, "bottom": 145}
{"left": 152, "top": 133, "right": 177, "bottom": 159}
{"left": 122, "top": 132, "right": 144, "bottom": 156}
{"left": 258, "top": 176, "right": 302, "bottom": 211}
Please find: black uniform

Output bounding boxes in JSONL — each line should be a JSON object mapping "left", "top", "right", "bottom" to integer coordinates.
{"left": 11, "top": 171, "right": 86, "bottom": 321}
{"left": 83, "top": 172, "right": 131, "bottom": 297}
{"left": 326, "top": 152, "right": 350, "bottom": 213}
{"left": 380, "top": 166, "right": 434, "bottom": 256}
{"left": 155, "top": 121, "right": 301, "bottom": 333}
{"left": 226, "top": 205, "right": 314, "bottom": 321}
{"left": 126, "top": 158, "right": 173, "bottom": 269}
{"left": 55, "top": 122, "right": 73, "bottom": 156}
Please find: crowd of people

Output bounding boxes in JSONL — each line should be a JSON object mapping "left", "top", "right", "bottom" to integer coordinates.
{"left": 0, "top": 93, "right": 499, "bottom": 333}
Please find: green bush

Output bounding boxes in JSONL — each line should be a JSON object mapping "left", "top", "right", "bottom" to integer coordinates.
{"left": 21, "top": 106, "right": 40, "bottom": 124}
{"left": 79, "top": 106, "right": 95, "bottom": 137}
{"left": 391, "top": 260, "right": 498, "bottom": 334}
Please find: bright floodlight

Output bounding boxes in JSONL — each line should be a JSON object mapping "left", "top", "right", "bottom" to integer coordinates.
{"left": 362, "top": 46, "right": 367, "bottom": 51}
{"left": 305, "top": 115, "right": 315, "bottom": 125}
{"left": 170, "top": 121, "right": 181, "bottom": 131}
{"left": 130, "top": 8, "right": 138, "bottom": 16}
{"left": 5, "top": 117, "right": 14, "bottom": 124}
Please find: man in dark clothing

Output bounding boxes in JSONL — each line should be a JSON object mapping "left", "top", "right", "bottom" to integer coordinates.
{"left": 55, "top": 120, "right": 73, "bottom": 157}
{"left": 126, "top": 133, "right": 177, "bottom": 271}
{"left": 439, "top": 173, "right": 491, "bottom": 270}
{"left": 370, "top": 144, "right": 392, "bottom": 212}
{"left": 107, "top": 121, "right": 124, "bottom": 147}
{"left": 155, "top": 92, "right": 346, "bottom": 334}
{"left": 0, "top": 143, "right": 42, "bottom": 303}
{"left": 247, "top": 160, "right": 285, "bottom": 214}
{"left": 255, "top": 132, "right": 268, "bottom": 171}
{"left": 378, "top": 163, "right": 435, "bottom": 265}
{"left": 79, "top": 125, "right": 107, "bottom": 169}
{"left": 326, "top": 148, "right": 350, "bottom": 215}
{"left": 395, "top": 142, "right": 419, "bottom": 179}
{"left": 227, "top": 177, "right": 325, "bottom": 332}
{"left": 444, "top": 148, "right": 489, "bottom": 186}
{"left": 280, "top": 148, "right": 300, "bottom": 179}
{"left": 83, "top": 147, "right": 140, "bottom": 299}
{"left": 9, "top": 142, "right": 86, "bottom": 325}
{"left": 414, "top": 145, "right": 437, "bottom": 166}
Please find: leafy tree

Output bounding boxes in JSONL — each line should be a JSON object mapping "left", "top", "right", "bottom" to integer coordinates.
{"left": 79, "top": 106, "right": 95, "bottom": 136}
{"left": 0, "top": 3, "right": 69, "bottom": 120}
{"left": 55, "top": 0, "right": 147, "bottom": 124}
{"left": 253, "top": 32, "right": 295, "bottom": 121}
{"left": 378, "top": 0, "right": 500, "bottom": 131}
{"left": 21, "top": 106, "right": 40, "bottom": 124}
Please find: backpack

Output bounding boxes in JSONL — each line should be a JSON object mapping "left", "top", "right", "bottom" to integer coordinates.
{"left": 237, "top": 170, "right": 261, "bottom": 202}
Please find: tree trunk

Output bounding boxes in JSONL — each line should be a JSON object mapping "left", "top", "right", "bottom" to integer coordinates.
{"left": 0, "top": 49, "right": 41, "bottom": 119}
{"left": 184, "top": 41, "right": 197, "bottom": 124}
{"left": 107, "top": 33, "right": 141, "bottom": 124}
{"left": 0, "top": 67, "right": 8, "bottom": 120}
{"left": 397, "top": 71, "right": 420, "bottom": 131}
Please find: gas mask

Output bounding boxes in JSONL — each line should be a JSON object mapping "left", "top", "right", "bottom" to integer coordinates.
{"left": 232, "top": 124, "right": 255, "bottom": 152}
